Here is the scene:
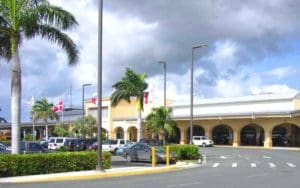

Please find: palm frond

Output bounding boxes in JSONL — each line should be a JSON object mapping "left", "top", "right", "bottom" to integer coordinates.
{"left": 32, "top": 98, "right": 58, "bottom": 122}
{"left": 111, "top": 68, "right": 148, "bottom": 108}
{"left": 35, "top": 4, "right": 78, "bottom": 29}
{"left": 0, "top": 28, "right": 11, "bottom": 60}
{"left": 24, "top": 24, "right": 79, "bottom": 65}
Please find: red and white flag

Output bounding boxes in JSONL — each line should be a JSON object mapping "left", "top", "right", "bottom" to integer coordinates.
{"left": 91, "top": 97, "right": 97, "bottom": 105}
{"left": 143, "top": 92, "right": 149, "bottom": 104}
{"left": 53, "top": 100, "right": 63, "bottom": 112}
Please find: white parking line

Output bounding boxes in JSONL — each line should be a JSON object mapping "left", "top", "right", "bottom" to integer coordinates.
{"left": 287, "top": 162, "right": 296, "bottom": 167}
{"left": 212, "top": 163, "right": 220, "bottom": 167}
{"left": 263, "top": 155, "right": 272, "bottom": 159}
{"left": 269, "top": 163, "right": 276, "bottom": 168}
{"left": 250, "top": 163, "right": 256, "bottom": 167}
{"left": 232, "top": 163, "right": 238, "bottom": 167}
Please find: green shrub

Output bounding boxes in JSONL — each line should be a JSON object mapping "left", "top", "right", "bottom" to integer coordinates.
{"left": 0, "top": 151, "right": 111, "bottom": 177}
{"left": 168, "top": 144, "right": 199, "bottom": 160}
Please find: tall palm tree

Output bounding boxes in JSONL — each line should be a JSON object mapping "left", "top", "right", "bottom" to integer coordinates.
{"left": 0, "top": 0, "right": 78, "bottom": 153}
{"left": 146, "top": 106, "right": 177, "bottom": 145}
{"left": 32, "top": 98, "right": 58, "bottom": 141}
{"left": 111, "top": 68, "right": 148, "bottom": 141}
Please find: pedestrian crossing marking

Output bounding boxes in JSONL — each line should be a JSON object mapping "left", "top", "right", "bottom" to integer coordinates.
{"left": 210, "top": 162, "right": 297, "bottom": 168}
{"left": 287, "top": 162, "right": 296, "bottom": 167}
{"left": 269, "top": 163, "right": 276, "bottom": 168}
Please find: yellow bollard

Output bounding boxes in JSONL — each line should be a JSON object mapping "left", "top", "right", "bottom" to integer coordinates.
{"left": 166, "top": 145, "right": 170, "bottom": 166}
{"left": 152, "top": 146, "right": 156, "bottom": 167}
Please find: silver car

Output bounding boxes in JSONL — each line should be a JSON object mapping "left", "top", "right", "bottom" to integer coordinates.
{"left": 123, "top": 143, "right": 176, "bottom": 163}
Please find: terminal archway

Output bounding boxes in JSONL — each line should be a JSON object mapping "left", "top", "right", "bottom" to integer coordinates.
{"left": 240, "top": 124, "right": 264, "bottom": 146}
{"left": 212, "top": 125, "right": 233, "bottom": 145}
{"left": 272, "top": 124, "right": 300, "bottom": 147}
{"left": 127, "top": 126, "right": 137, "bottom": 142}
{"left": 186, "top": 125, "right": 205, "bottom": 141}
{"left": 115, "top": 127, "right": 124, "bottom": 139}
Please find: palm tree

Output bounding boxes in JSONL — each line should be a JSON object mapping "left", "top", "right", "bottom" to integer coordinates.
{"left": 111, "top": 68, "right": 148, "bottom": 141}
{"left": 145, "top": 106, "right": 177, "bottom": 145}
{"left": 0, "top": 0, "right": 78, "bottom": 153}
{"left": 32, "top": 98, "right": 58, "bottom": 141}
{"left": 71, "top": 115, "right": 97, "bottom": 138}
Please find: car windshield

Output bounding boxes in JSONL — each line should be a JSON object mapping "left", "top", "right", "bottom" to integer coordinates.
{"left": 155, "top": 146, "right": 165, "bottom": 153}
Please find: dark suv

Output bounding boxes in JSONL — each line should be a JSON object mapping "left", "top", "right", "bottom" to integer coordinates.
{"left": 65, "top": 139, "right": 88, "bottom": 151}
{"left": 20, "top": 141, "right": 45, "bottom": 154}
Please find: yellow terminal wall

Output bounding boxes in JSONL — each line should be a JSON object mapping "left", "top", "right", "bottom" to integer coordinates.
{"left": 294, "top": 99, "right": 300, "bottom": 110}
{"left": 111, "top": 99, "right": 138, "bottom": 119}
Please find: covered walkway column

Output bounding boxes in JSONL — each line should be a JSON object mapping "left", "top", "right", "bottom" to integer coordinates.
{"left": 124, "top": 131, "right": 127, "bottom": 141}
{"left": 179, "top": 127, "right": 188, "bottom": 144}
{"left": 204, "top": 127, "right": 211, "bottom": 139}
{"left": 264, "top": 128, "right": 273, "bottom": 148}
{"left": 233, "top": 127, "right": 240, "bottom": 147}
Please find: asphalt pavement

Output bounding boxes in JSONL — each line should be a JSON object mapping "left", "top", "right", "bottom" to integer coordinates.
{"left": 1, "top": 147, "right": 300, "bottom": 188}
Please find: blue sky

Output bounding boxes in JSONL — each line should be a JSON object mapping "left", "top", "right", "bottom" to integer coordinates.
{"left": 1, "top": 0, "right": 300, "bottom": 121}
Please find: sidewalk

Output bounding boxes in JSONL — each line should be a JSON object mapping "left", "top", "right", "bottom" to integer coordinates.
{"left": 0, "top": 163, "right": 199, "bottom": 183}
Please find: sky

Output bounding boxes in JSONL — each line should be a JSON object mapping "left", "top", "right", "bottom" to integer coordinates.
{"left": 1, "top": 0, "right": 300, "bottom": 121}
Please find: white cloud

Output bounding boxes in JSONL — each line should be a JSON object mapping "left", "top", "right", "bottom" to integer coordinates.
{"left": 251, "top": 84, "right": 298, "bottom": 95}
{"left": 264, "top": 66, "right": 296, "bottom": 79}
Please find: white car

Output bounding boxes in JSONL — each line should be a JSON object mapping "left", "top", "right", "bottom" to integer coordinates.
{"left": 192, "top": 136, "right": 214, "bottom": 147}
{"left": 48, "top": 137, "right": 73, "bottom": 150}
{"left": 102, "top": 139, "right": 129, "bottom": 153}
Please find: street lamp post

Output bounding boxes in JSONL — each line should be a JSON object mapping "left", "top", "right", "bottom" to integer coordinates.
{"left": 158, "top": 61, "right": 167, "bottom": 107}
{"left": 82, "top": 83, "right": 91, "bottom": 122}
{"left": 190, "top": 44, "right": 207, "bottom": 144}
{"left": 97, "top": 0, "right": 104, "bottom": 171}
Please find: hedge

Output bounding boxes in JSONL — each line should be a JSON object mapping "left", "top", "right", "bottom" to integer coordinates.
{"left": 0, "top": 151, "right": 111, "bottom": 177}
{"left": 168, "top": 144, "right": 200, "bottom": 160}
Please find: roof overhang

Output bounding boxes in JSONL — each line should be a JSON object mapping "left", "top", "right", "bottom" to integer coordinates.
{"left": 171, "top": 111, "right": 299, "bottom": 121}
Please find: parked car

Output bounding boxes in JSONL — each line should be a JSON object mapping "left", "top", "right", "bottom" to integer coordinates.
{"left": 65, "top": 138, "right": 89, "bottom": 151}
{"left": 192, "top": 136, "right": 214, "bottom": 147}
{"left": 0, "top": 142, "right": 9, "bottom": 153}
{"left": 40, "top": 140, "right": 49, "bottom": 150}
{"left": 115, "top": 142, "right": 134, "bottom": 155}
{"left": 138, "top": 139, "right": 163, "bottom": 146}
{"left": 48, "top": 137, "right": 72, "bottom": 150}
{"left": 20, "top": 141, "right": 45, "bottom": 154}
{"left": 85, "top": 138, "right": 97, "bottom": 150}
{"left": 92, "top": 139, "right": 129, "bottom": 153}
{"left": 123, "top": 143, "right": 176, "bottom": 163}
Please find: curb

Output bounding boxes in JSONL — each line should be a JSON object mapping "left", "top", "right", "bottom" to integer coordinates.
{"left": 0, "top": 164, "right": 198, "bottom": 183}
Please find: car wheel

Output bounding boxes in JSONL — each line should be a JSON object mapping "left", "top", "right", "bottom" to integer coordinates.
{"left": 114, "top": 148, "right": 118, "bottom": 154}
{"left": 126, "top": 154, "right": 132, "bottom": 162}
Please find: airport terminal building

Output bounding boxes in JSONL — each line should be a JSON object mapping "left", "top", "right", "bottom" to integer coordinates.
{"left": 1, "top": 93, "right": 300, "bottom": 148}
{"left": 85, "top": 93, "right": 300, "bottom": 148}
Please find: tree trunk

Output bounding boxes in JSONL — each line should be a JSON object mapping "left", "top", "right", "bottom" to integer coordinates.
{"left": 11, "top": 49, "right": 21, "bottom": 154}
{"left": 45, "top": 121, "right": 49, "bottom": 141}
{"left": 137, "top": 109, "right": 142, "bottom": 141}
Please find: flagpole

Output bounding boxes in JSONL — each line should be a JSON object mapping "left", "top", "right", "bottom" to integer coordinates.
{"left": 31, "top": 96, "right": 35, "bottom": 141}
{"left": 61, "top": 96, "right": 64, "bottom": 124}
